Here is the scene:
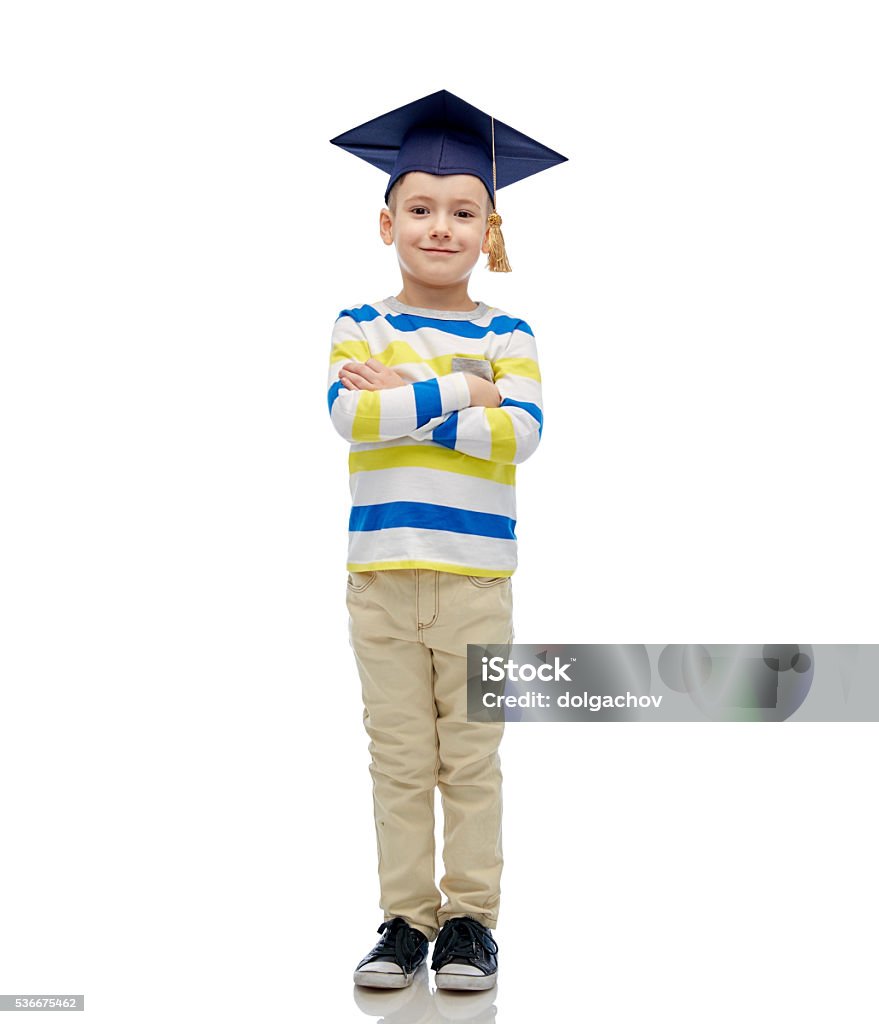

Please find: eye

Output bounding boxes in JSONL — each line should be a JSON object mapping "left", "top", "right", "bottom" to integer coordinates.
{"left": 455, "top": 210, "right": 475, "bottom": 218}
{"left": 410, "top": 206, "right": 429, "bottom": 215}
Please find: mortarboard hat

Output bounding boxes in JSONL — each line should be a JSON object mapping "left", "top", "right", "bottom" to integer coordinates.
{"left": 329, "top": 89, "right": 567, "bottom": 272}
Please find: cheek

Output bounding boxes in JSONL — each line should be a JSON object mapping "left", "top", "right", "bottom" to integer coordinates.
{"left": 459, "top": 219, "right": 484, "bottom": 242}
{"left": 473, "top": 222, "right": 490, "bottom": 250}
{"left": 397, "top": 224, "right": 422, "bottom": 247}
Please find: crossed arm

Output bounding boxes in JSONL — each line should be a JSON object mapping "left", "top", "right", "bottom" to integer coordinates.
{"left": 326, "top": 319, "right": 543, "bottom": 465}
{"left": 339, "top": 358, "right": 501, "bottom": 409}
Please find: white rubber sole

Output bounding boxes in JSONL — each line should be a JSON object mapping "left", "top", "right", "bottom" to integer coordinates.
{"left": 434, "top": 968, "right": 498, "bottom": 991}
{"left": 353, "top": 966, "right": 414, "bottom": 989}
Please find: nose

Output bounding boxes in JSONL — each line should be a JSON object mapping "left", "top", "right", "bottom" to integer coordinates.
{"left": 429, "top": 214, "right": 452, "bottom": 239}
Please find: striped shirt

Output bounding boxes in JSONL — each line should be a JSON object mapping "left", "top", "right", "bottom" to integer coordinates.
{"left": 327, "top": 296, "right": 543, "bottom": 577}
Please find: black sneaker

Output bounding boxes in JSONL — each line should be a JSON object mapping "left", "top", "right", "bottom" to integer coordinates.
{"left": 353, "top": 917, "right": 429, "bottom": 989}
{"left": 431, "top": 916, "right": 499, "bottom": 991}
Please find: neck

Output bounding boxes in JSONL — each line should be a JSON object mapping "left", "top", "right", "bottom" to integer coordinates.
{"left": 396, "top": 276, "right": 477, "bottom": 312}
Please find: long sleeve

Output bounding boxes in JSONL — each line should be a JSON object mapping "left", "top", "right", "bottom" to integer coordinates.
{"left": 328, "top": 298, "right": 540, "bottom": 577}
{"left": 427, "top": 324, "right": 543, "bottom": 465}
{"left": 327, "top": 315, "right": 472, "bottom": 443}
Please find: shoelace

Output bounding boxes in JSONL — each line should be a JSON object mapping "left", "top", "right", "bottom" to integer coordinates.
{"left": 369, "top": 918, "right": 422, "bottom": 961}
{"left": 433, "top": 917, "right": 499, "bottom": 961}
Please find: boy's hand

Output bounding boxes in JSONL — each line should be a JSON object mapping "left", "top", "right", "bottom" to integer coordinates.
{"left": 339, "top": 359, "right": 408, "bottom": 391}
{"left": 464, "top": 373, "right": 501, "bottom": 408}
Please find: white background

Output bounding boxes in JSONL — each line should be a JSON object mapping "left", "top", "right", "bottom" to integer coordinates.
{"left": 1, "top": 1, "right": 877, "bottom": 1021}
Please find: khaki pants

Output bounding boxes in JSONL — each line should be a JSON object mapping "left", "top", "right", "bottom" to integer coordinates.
{"left": 346, "top": 569, "right": 513, "bottom": 941}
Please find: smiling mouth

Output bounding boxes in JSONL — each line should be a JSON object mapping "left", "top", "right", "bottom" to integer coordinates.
{"left": 421, "top": 248, "right": 459, "bottom": 254}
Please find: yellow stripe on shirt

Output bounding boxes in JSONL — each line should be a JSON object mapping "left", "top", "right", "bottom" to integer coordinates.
{"left": 330, "top": 340, "right": 491, "bottom": 377}
{"left": 492, "top": 357, "right": 541, "bottom": 382}
{"left": 488, "top": 408, "right": 517, "bottom": 464}
{"left": 329, "top": 339, "right": 371, "bottom": 364}
{"left": 348, "top": 558, "right": 514, "bottom": 577}
{"left": 351, "top": 391, "right": 382, "bottom": 442}
{"left": 349, "top": 444, "right": 516, "bottom": 485}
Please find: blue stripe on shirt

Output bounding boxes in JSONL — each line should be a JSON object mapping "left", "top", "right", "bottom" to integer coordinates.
{"left": 385, "top": 313, "right": 533, "bottom": 339}
{"left": 432, "top": 410, "right": 458, "bottom": 450}
{"left": 500, "top": 397, "right": 543, "bottom": 437}
{"left": 349, "top": 501, "right": 516, "bottom": 540}
{"left": 337, "top": 304, "right": 381, "bottom": 323}
{"left": 327, "top": 380, "right": 344, "bottom": 414}
{"left": 413, "top": 377, "right": 442, "bottom": 427}
{"left": 335, "top": 305, "right": 532, "bottom": 339}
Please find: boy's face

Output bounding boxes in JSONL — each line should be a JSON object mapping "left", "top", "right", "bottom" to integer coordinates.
{"left": 380, "top": 172, "right": 491, "bottom": 291}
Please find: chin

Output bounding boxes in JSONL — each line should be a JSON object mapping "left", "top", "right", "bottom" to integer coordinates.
{"left": 422, "top": 274, "right": 471, "bottom": 289}
{"left": 419, "top": 260, "right": 480, "bottom": 281}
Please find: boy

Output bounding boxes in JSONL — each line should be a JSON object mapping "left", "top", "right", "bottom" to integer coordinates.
{"left": 327, "top": 90, "right": 566, "bottom": 991}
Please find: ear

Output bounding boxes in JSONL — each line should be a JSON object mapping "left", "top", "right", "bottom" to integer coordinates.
{"left": 379, "top": 208, "right": 394, "bottom": 247}
{"left": 481, "top": 221, "right": 491, "bottom": 255}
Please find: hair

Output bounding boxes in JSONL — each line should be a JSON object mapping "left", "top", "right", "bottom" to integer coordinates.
{"left": 386, "top": 173, "right": 494, "bottom": 217}
{"left": 385, "top": 176, "right": 405, "bottom": 214}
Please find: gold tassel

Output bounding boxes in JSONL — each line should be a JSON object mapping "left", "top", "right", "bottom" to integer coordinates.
{"left": 487, "top": 211, "right": 512, "bottom": 272}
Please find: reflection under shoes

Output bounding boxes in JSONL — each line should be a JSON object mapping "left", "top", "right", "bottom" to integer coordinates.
{"left": 353, "top": 964, "right": 498, "bottom": 1023}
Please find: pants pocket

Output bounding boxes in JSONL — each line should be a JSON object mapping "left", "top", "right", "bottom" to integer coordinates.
{"left": 347, "top": 571, "right": 377, "bottom": 593}
{"left": 466, "top": 575, "right": 509, "bottom": 588}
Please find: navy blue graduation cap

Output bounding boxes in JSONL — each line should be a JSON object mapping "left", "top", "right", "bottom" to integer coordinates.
{"left": 329, "top": 89, "right": 568, "bottom": 272}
